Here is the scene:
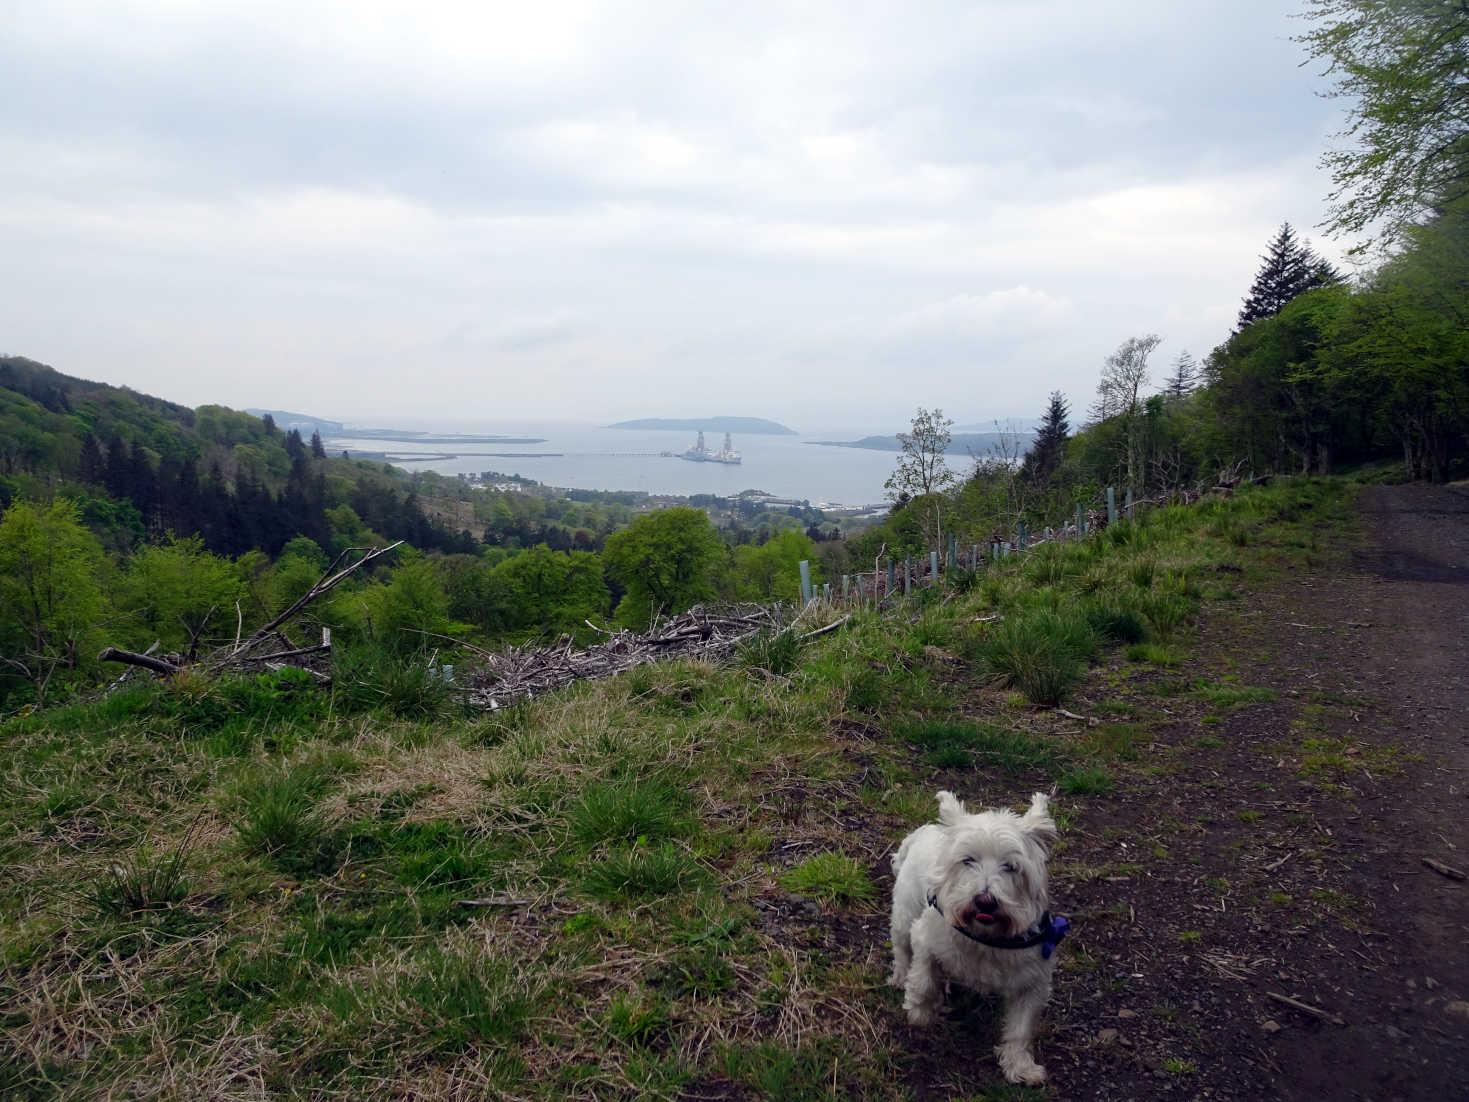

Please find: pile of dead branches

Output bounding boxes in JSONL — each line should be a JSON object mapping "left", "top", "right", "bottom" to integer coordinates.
{"left": 460, "top": 604, "right": 804, "bottom": 709}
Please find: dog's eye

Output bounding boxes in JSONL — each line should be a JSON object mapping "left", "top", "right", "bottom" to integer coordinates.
{"left": 961, "top": 856, "right": 976, "bottom": 867}
{"left": 1001, "top": 862, "right": 1017, "bottom": 873}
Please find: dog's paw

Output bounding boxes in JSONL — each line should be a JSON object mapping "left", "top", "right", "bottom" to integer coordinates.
{"left": 904, "top": 1003, "right": 938, "bottom": 1027}
{"left": 995, "top": 1044, "right": 1046, "bottom": 1086}
{"left": 888, "top": 966, "right": 908, "bottom": 988}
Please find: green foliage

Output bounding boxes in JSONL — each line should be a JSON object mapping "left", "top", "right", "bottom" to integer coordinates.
{"left": 0, "top": 498, "right": 109, "bottom": 706}
{"left": 1298, "top": 0, "right": 1469, "bottom": 244}
{"left": 117, "top": 535, "right": 243, "bottom": 656}
{"left": 728, "top": 528, "right": 817, "bottom": 603}
{"left": 777, "top": 852, "right": 875, "bottom": 907}
{"left": 603, "top": 507, "right": 725, "bottom": 629}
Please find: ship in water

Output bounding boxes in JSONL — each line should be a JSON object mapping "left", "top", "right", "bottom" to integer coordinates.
{"left": 681, "top": 431, "right": 742, "bottom": 464}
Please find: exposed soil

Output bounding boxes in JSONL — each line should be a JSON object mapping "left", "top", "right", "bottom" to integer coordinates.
{"left": 752, "top": 484, "right": 1469, "bottom": 1100}
{"left": 1026, "top": 483, "right": 1469, "bottom": 1101}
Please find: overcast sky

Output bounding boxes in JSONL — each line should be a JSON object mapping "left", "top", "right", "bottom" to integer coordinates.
{"left": 3, "top": 1, "right": 1349, "bottom": 432}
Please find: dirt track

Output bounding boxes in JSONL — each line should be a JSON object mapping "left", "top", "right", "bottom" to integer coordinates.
{"left": 924, "top": 484, "right": 1469, "bottom": 1100}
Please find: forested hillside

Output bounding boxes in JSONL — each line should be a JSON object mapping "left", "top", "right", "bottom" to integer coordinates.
{"left": 0, "top": 359, "right": 843, "bottom": 708}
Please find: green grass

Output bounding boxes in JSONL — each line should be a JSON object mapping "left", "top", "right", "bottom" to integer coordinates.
{"left": 894, "top": 717, "right": 1068, "bottom": 776}
{"left": 1058, "top": 766, "right": 1114, "bottom": 796}
{"left": 0, "top": 476, "right": 1362, "bottom": 1100}
{"left": 738, "top": 629, "right": 806, "bottom": 676}
{"left": 1192, "top": 681, "right": 1276, "bottom": 707}
{"left": 976, "top": 611, "right": 1094, "bottom": 706}
{"left": 778, "top": 852, "right": 875, "bottom": 907}
{"left": 580, "top": 843, "right": 709, "bottom": 900}
{"left": 568, "top": 775, "right": 692, "bottom": 846}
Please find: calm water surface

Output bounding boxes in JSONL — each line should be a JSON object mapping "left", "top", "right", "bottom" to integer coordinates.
{"left": 324, "top": 420, "right": 901, "bottom": 508}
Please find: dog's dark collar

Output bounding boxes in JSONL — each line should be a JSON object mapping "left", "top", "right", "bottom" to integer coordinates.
{"left": 927, "top": 896, "right": 1070, "bottom": 959}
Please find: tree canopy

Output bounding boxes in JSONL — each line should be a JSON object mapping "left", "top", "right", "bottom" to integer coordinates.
{"left": 1299, "top": 0, "right": 1469, "bottom": 247}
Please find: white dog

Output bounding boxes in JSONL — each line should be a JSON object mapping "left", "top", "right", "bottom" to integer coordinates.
{"left": 889, "top": 790, "right": 1067, "bottom": 1085}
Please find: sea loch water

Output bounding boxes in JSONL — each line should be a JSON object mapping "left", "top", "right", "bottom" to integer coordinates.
{"left": 324, "top": 420, "right": 911, "bottom": 508}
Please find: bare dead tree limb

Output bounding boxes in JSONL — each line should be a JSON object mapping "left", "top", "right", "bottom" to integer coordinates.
{"left": 213, "top": 541, "right": 403, "bottom": 667}
{"left": 97, "top": 648, "right": 183, "bottom": 676}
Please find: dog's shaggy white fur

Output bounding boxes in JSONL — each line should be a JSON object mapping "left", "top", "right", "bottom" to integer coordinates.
{"left": 890, "top": 790, "right": 1059, "bottom": 1085}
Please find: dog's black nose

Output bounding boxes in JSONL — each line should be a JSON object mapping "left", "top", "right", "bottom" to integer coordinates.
{"left": 975, "top": 892, "right": 998, "bottom": 912}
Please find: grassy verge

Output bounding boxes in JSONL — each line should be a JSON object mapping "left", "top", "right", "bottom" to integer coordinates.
{"left": 0, "top": 477, "right": 1357, "bottom": 1099}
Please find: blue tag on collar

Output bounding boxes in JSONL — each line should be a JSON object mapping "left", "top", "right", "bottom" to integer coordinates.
{"left": 1040, "top": 915, "right": 1070, "bottom": 959}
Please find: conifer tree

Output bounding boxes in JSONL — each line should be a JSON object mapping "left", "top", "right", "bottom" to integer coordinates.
{"left": 1238, "top": 223, "right": 1342, "bottom": 328}
{"left": 1022, "top": 391, "right": 1070, "bottom": 485}
{"left": 1163, "top": 351, "right": 1199, "bottom": 399}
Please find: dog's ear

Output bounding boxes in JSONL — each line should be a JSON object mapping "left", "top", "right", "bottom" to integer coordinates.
{"left": 1020, "top": 792, "right": 1057, "bottom": 847}
{"left": 936, "top": 790, "right": 967, "bottom": 826}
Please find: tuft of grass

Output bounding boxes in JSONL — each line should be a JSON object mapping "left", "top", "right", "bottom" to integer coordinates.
{"left": 1140, "top": 593, "right": 1194, "bottom": 636}
{"left": 603, "top": 990, "right": 672, "bottom": 1048}
{"left": 777, "top": 851, "right": 875, "bottom": 907}
{"left": 332, "top": 646, "right": 459, "bottom": 719}
{"left": 1058, "top": 766, "right": 1114, "bottom": 796}
{"left": 1128, "top": 556, "right": 1157, "bottom": 588}
{"left": 568, "top": 776, "right": 692, "bottom": 846}
{"left": 83, "top": 829, "right": 195, "bottom": 916}
{"left": 894, "top": 718, "right": 1067, "bottom": 776}
{"left": 581, "top": 843, "right": 708, "bottom": 900}
{"left": 1081, "top": 599, "right": 1150, "bottom": 644}
{"left": 401, "top": 945, "right": 537, "bottom": 1051}
{"left": 1126, "top": 642, "right": 1181, "bottom": 666}
{"left": 1192, "top": 682, "right": 1276, "bottom": 707}
{"left": 225, "top": 757, "right": 344, "bottom": 874}
{"left": 977, "top": 611, "right": 1095, "bottom": 706}
{"left": 738, "top": 629, "right": 805, "bottom": 676}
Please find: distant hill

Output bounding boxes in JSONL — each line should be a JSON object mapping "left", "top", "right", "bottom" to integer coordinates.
{"left": 245, "top": 408, "right": 345, "bottom": 434}
{"left": 0, "top": 356, "right": 479, "bottom": 558}
{"left": 609, "top": 417, "right": 796, "bottom": 435}
{"left": 807, "top": 430, "right": 1035, "bottom": 455}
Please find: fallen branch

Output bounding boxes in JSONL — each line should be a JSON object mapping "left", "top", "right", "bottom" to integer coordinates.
{"left": 799, "top": 614, "right": 851, "bottom": 641}
{"left": 455, "top": 896, "right": 530, "bottom": 908}
{"left": 214, "top": 541, "right": 403, "bottom": 666}
{"left": 244, "top": 643, "right": 332, "bottom": 663}
{"left": 1265, "top": 991, "right": 1345, "bottom": 1026}
{"left": 1422, "top": 857, "right": 1467, "bottom": 881}
{"left": 97, "top": 647, "right": 182, "bottom": 676}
